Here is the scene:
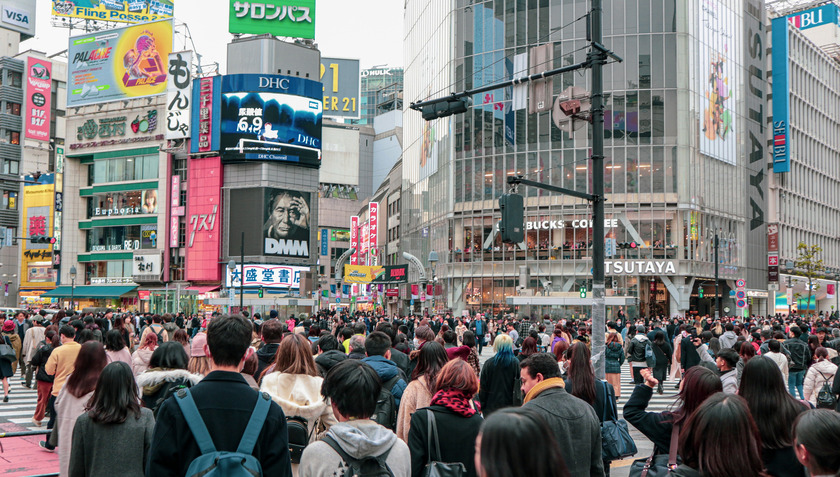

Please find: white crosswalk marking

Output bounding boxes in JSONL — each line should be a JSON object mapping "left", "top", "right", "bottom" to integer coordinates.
{"left": 616, "top": 365, "right": 681, "bottom": 417}
{"left": 0, "top": 377, "right": 45, "bottom": 431}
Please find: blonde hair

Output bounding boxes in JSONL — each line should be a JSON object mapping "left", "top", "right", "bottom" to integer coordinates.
{"left": 494, "top": 333, "right": 513, "bottom": 353}
{"left": 188, "top": 356, "right": 211, "bottom": 376}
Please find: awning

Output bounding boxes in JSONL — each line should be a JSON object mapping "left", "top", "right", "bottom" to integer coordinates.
{"left": 41, "top": 285, "right": 138, "bottom": 299}
{"left": 185, "top": 286, "right": 220, "bottom": 294}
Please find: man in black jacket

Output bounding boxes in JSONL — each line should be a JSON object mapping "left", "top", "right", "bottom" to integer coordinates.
{"left": 146, "top": 314, "right": 292, "bottom": 477}
{"left": 255, "top": 319, "right": 284, "bottom": 379}
{"left": 375, "top": 321, "right": 410, "bottom": 376}
{"left": 315, "top": 334, "right": 348, "bottom": 377}
{"left": 784, "top": 326, "right": 810, "bottom": 399}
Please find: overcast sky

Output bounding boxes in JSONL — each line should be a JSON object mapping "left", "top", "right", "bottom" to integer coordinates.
{"left": 22, "top": 0, "right": 404, "bottom": 71}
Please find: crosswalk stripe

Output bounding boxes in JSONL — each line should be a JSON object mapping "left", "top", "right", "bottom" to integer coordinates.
{"left": 0, "top": 378, "right": 45, "bottom": 432}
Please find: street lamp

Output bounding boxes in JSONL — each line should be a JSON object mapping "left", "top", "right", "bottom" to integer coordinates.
{"left": 69, "top": 266, "right": 77, "bottom": 312}
{"left": 428, "top": 251, "right": 439, "bottom": 312}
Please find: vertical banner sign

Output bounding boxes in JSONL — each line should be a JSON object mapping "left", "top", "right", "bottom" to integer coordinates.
{"left": 56, "top": 146, "right": 65, "bottom": 173}
{"left": 25, "top": 57, "right": 52, "bottom": 141}
{"left": 169, "top": 175, "right": 181, "bottom": 248}
{"left": 186, "top": 157, "right": 223, "bottom": 281}
{"left": 350, "top": 216, "right": 359, "bottom": 296}
{"left": 53, "top": 173, "right": 63, "bottom": 253}
{"left": 198, "top": 77, "right": 214, "bottom": 152}
{"left": 320, "top": 229, "right": 328, "bottom": 256}
{"left": 21, "top": 174, "right": 56, "bottom": 289}
{"left": 369, "top": 202, "right": 379, "bottom": 266}
{"left": 771, "top": 16, "right": 791, "bottom": 173}
{"left": 166, "top": 51, "right": 192, "bottom": 140}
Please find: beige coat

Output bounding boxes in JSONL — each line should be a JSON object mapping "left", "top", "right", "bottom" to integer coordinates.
{"left": 2, "top": 332, "right": 21, "bottom": 374}
{"left": 396, "top": 375, "right": 432, "bottom": 442}
{"left": 56, "top": 385, "right": 94, "bottom": 477}
{"left": 804, "top": 359, "right": 838, "bottom": 406}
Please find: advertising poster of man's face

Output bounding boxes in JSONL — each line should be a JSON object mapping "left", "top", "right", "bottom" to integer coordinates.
{"left": 263, "top": 188, "right": 311, "bottom": 258}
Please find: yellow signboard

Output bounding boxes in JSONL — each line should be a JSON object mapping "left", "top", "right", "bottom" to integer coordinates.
{"left": 343, "top": 265, "right": 384, "bottom": 284}
{"left": 21, "top": 174, "right": 56, "bottom": 289}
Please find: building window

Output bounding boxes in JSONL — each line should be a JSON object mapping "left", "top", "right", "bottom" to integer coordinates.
{"left": 3, "top": 159, "right": 18, "bottom": 175}
{"left": 5, "top": 102, "right": 20, "bottom": 116}
{"left": 8, "top": 72, "right": 21, "bottom": 87}
{"left": 1, "top": 191, "right": 15, "bottom": 210}
{"left": 90, "top": 154, "right": 159, "bottom": 184}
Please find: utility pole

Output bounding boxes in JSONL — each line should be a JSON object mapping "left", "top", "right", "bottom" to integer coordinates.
{"left": 590, "top": 0, "right": 607, "bottom": 380}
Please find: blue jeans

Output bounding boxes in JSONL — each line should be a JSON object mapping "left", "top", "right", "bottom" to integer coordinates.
{"left": 789, "top": 370, "right": 806, "bottom": 399}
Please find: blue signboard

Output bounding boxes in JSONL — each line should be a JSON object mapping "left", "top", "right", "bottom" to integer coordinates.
{"left": 771, "top": 17, "right": 790, "bottom": 174}
{"left": 320, "top": 229, "right": 329, "bottom": 256}
{"left": 786, "top": 3, "right": 840, "bottom": 30}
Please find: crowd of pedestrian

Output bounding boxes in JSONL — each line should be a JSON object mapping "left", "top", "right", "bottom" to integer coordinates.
{"left": 2, "top": 308, "right": 840, "bottom": 476}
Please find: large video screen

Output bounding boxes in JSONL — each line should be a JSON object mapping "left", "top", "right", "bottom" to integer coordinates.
{"left": 220, "top": 91, "right": 322, "bottom": 167}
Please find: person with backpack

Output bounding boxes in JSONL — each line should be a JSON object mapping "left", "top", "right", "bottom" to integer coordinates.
{"left": 259, "top": 333, "right": 336, "bottom": 474}
{"left": 803, "top": 347, "right": 837, "bottom": 408}
{"left": 625, "top": 326, "right": 651, "bottom": 384}
{"left": 146, "top": 314, "right": 292, "bottom": 477}
{"left": 136, "top": 342, "right": 202, "bottom": 417}
{"left": 299, "top": 360, "right": 410, "bottom": 477}
{"left": 361, "top": 331, "right": 407, "bottom": 430}
{"left": 140, "top": 315, "right": 169, "bottom": 345}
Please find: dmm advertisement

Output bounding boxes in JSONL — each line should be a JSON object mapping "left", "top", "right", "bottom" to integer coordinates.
{"left": 52, "top": 0, "right": 174, "bottom": 24}
{"left": 218, "top": 74, "right": 322, "bottom": 167}
{"left": 24, "top": 57, "right": 52, "bottom": 142}
{"left": 264, "top": 188, "right": 310, "bottom": 259}
{"left": 185, "top": 156, "right": 223, "bottom": 282}
{"left": 21, "top": 173, "right": 56, "bottom": 289}
{"left": 67, "top": 19, "right": 173, "bottom": 107}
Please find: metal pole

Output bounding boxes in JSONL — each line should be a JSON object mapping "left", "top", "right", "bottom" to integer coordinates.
{"left": 240, "top": 231, "right": 245, "bottom": 313}
{"left": 70, "top": 277, "right": 74, "bottom": 312}
{"left": 590, "top": 0, "right": 607, "bottom": 380}
{"left": 714, "top": 233, "right": 720, "bottom": 320}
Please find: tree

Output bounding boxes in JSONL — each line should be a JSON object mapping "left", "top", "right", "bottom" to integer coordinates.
{"left": 796, "top": 242, "right": 824, "bottom": 315}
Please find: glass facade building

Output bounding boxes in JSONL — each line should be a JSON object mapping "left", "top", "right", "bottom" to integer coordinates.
{"left": 403, "top": 0, "right": 768, "bottom": 318}
{"left": 352, "top": 67, "right": 405, "bottom": 125}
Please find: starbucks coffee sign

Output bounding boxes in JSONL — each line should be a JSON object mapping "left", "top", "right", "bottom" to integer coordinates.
{"left": 606, "top": 260, "right": 677, "bottom": 275}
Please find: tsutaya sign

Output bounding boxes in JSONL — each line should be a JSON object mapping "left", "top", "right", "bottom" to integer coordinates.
{"left": 527, "top": 218, "right": 618, "bottom": 230}
{"left": 605, "top": 260, "right": 677, "bottom": 276}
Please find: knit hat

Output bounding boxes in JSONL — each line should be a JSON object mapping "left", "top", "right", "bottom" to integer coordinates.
{"left": 191, "top": 332, "right": 207, "bottom": 357}
{"left": 2, "top": 320, "right": 14, "bottom": 332}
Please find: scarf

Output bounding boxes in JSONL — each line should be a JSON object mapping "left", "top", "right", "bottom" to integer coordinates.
{"left": 430, "top": 388, "right": 478, "bottom": 417}
{"left": 523, "top": 377, "right": 565, "bottom": 404}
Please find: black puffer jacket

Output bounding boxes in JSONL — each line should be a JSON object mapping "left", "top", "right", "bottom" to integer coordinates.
{"left": 30, "top": 340, "right": 55, "bottom": 383}
{"left": 315, "top": 349, "right": 348, "bottom": 377}
{"left": 136, "top": 368, "right": 203, "bottom": 416}
{"left": 256, "top": 342, "right": 279, "bottom": 378}
{"left": 477, "top": 353, "right": 519, "bottom": 416}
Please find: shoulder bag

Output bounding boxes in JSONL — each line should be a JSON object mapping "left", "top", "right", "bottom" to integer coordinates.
{"left": 421, "top": 410, "right": 466, "bottom": 477}
{"left": 600, "top": 380, "right": 637, "bottom": 461}
{"left": 628, "top": 424, "right": 679, "bottom": 477}
{"left": 0, "top": 335, "right": 15, "bottom": 362}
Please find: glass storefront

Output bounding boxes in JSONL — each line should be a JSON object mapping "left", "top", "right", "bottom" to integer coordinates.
{"left": 89, "top": 153, "right": 158, "bottom": 185}
{"left": 88, "top": 189, "right": 159, "bottom": 218}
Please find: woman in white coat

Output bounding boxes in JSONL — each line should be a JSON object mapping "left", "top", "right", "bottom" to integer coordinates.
{"left": 803, "top": 346, "right": 838, "bottom": 407}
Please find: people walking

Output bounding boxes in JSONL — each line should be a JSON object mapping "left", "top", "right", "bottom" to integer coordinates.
{"left": 605, "top": 332, "right": 625, "bottom": 398}
{"left": 803, "top": 347, "right": 837, "bottom": 407}
{"left": 397, "top": 341, "right": 448, "bottom": 442}
{"left": 136, "top": 341, "right": 202, "bottom": 416}
{"left": 131, "top": 333, "right": 158, "bottom": 377}
{"left": 626, "top": 325, "right": 651, "bottom": 384}
{"left": 29, "top": 327, "right": 57, "bottom": 427}
{"left": 1, "top": 319, "right": 21, "bottom": 402}
{"left": 477, "top": 334, "right": 520, "bottom": 416}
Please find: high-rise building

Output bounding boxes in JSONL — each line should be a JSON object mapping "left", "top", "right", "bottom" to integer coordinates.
{"left": 402, "top": 0, "right": 769, "bottom": 318}
{"left": 352, "top": 66, "right": 404, "bottom": 125}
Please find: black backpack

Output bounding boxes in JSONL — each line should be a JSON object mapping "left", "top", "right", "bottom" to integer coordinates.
{"left": 287, "top": 415, "right": 313, "bottom": 463}
{"left": 371, "top": 375, "right": 400, "bottom": 431}
{"left": 322, "top": 435, "right": 394, "bottom": 477}
{"left": 816, "top": 371, "right": 837, "bottom": 409}
{"left": 151, "top": 324, "right": 165, "bottom": 343}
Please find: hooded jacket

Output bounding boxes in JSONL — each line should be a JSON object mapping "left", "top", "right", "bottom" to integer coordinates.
{"left": 298, "top": 420, "right": 411, "bottom": 477}
{"left": 256, "top": 342, "right": 280, "bottom": 378}
{"left": 718, "top": 330, "right": 738, "bottom": 350}
{"left": 136, "top": 368, "right": 203, "bottom": 416}
{"left": 131, "top": 348, "right": 154, "bottom": 377}
{"left": 315, "top": 349, "right": 348, "bottom": 377}
{"left": 804, "top": 359, "right": 838, "bottom": 405}
{"left": 626, "top": 333, "right": 650, "bottom": 364}
{"left": 260, "top": 372, "right": 337, "bottom": 442}
{"left": 361, "top": 355, "right": 407, "bottom": 406}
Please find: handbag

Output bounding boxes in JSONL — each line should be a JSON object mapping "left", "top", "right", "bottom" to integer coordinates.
{"left": 628, "top": 424, "right": 679, "bottom": 477}
{"left": 0, "top": 335, "right": 15, "bottom": 362}
{"left": 421, "top": 410, "right": 466, "bottom": 477}
{"left": 600, "top": 381, "right": 637, "bottom": 461}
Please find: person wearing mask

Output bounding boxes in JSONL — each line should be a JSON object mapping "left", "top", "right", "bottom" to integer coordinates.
{"left": 1, "top": 320, "right": 21, "bottom": 402}
{"left": 136, "top": 342, "right": 202, "bottom": 416}
{"left": 408, "top": 359, "right": 483, "bottom": 477}
{"left": 53, "top": 342, "right": 108, "bottom": 475}
{"left": 624, "top": 366, "right": 722, "bottom": 458}
{"left": 104, "top": 329, "right": 132, "bottom": 366}
{"left": 792, "top": 409, "right": 840, "bottom": 477}
{"left": 29, "top": 327, "right": 57, "bottom": 427}
{"left": 716, "top": 348, "right": 740, "bottom": 394}
{"left": 477, "top": 334, "right": 520, "bottom": 416}
{"left": 298, "top": 360, "right": 410, "bottom": 477}
{"left": 68, "top": 361, "right": 155, "bottom": 477}
{"left": 397, "top": 341, "right": 448, "bottom": 442}
{"left": 626, "top": 325, "right": 651, "bottom": 384}
{"left": 519, "top": 352, "right": 603, "bottom": 476}
{"left": 739, "top": 356, "right": 808, "bottom": 477}
{"left": 605, "top": 332, "right": 625, "bottom": 399}
{"left": 671, "top": 393, "right": 768, "bottom": 477}
{"left": 803, "top": 347, "right": 837, "bottom": 408}
{"left": 474, "top": 407, "right": 570, "bottom": 477}
{"left": 40, "top": 324, "right": 82, "bottom": 451}
{"left": 131, "top": 333, "right": 158, "bottom": 377}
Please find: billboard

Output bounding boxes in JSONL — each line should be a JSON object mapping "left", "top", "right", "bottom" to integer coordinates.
{"left": 165, "top": 51, "right": 192, "bottom": 139}
{"left": 68, "top": 107, "right": 163, "bottom": 151}
{"left": 320, "top": 57, "right": 360, "bottom": 119}
{"left": 24, "top": 57, "right": 52, "bottom": 142}
{"left": 226, "top": 264, "right": 308, "bottom": 289}
{"left": 67, "top": 19, "right": 173, "bottom": 107}
{"left": 217, "top": 74, "right": 322, "bottom": 167}
{"left": 771, "top": 16, "right": 791, "bottom": 174}
{"left": 264, "top": 188, "right": 311, "bottom": 259}
{"left": 343, "top": 265, "right": 408, "bottom": 284}
{"left": 1, "top": 1, "right": 35, "bottom": 38}
{"left": 787, "top": 3, "right": 840, "bottom": 30}
{"left": 186, "top": 156, "right": 223, "bottom": 281}
{"left": 52, "top": 0, "right": 174, "bottom": 23}
{"left": 698, "top": 0, "right": 738, "bottom": 165}
{"left": 369, "top": 202, "right": 379, "bottom": 264}
{"left": 21, "top": 173, "right": 56, "bottom": 289}
{"left": 229, "top": 0, "right": 315, "bottom": 39}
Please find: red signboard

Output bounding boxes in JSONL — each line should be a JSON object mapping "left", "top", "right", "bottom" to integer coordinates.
{"left": 138, "top": 290, "right": 151, "bottom": 300}
{"left": 169, "top": 175, "right": 181, "bottom": 248}
{"left": 768, "top": 255, "right": 779, "bottom": 266}
{"left": 25, "top": 57, "right": 52, "bottom": 142}
{"left": 385, "top": 288, "right": 399, "bottom": 297}
{"left": 369, "top": 202, "right": 379, "bottom": 264}
{"left": 350, "top": 216, "right": 359, "bottom": 266}
{"left": 185, "top": 156, "right": 223, "bottom": 281}
{"left": 767, "top": 224, "right": 779, "bottom": 253}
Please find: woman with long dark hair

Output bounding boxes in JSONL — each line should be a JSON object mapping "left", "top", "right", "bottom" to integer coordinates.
{"left": 605, "top": 331, "right": 625, "bottom": 398}
{"left": 672, "top": 393, "right": 768, "bottom": 477}
{"left": 516, "top": 337, "right": 539, "bottom": 362}
{"left": 477, "top": 334, "right": 520, "bottom": 416}
{"left": 111, "top": 315, "right": 131, "bottom": 352}
{"left": 68, "top": 361, "right": 154, "bottom": 476}
{"left": 475, "top": 407, "right": 569, "bottom": 477}
{"left": 397, "top": 341, "right": 448, "bottom": 442}
{"left": 624, "top": 366, "right": 722, "bottom": 457}
{"left": 136, "top": 341, "right": 201, "bottom": 416}
{"left": 56, "top": 342, "right": 107, "bottom": 476}
{"left": 739, "top": 356, "right": 808, "bottom": 477}
{"left": 793, "top": 409, "right": 840, "bottom": 476}
{"left": 462, "top": 330, "right": 481, "bottom": 377}
{"left": 171, "top": 329, "right": 191, "bottom": 358}
{"left": 737, "top": 340, "right": 756, "bottom": 387}
{"left": 104, "top": 329, "right": 132, "bottom": 365}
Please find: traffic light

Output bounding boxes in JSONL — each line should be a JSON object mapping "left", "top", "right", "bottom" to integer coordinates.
{"left": 617, "top": 242, "right": 639, "bottom": 249}
{"left": 421, "top": 98, "right": 470, "bottom": 121}
{"left": 499, "top": 193, "right": 524, "bottom": 243}
{"left": 258, "top": 288, "right": 264, "bottom": 298}
{"left": 30, "top": 235, "right": 56, "bottom": 244}
{"left": 580, "top": 286, "right": 587, "bottom": 298}
{"left": 699, "top": 288, "right": 704, "bottom": 298}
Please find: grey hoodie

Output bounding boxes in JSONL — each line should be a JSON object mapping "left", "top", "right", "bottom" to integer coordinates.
{"left": 719, "top": 330, "right": 738, "bottom": 350}
{"left": 298, "top": 420, "right": 411, "bottom": 477}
